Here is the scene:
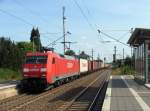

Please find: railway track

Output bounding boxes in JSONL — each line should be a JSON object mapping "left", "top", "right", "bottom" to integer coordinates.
{"left": 56, "top": 70, "right": 110, "bottom": 111}
{"left": 0, "top": 70, "right": 107, "bottom": 111}
{"left": 88, "top": 77, "right": 109, "bottom": 111}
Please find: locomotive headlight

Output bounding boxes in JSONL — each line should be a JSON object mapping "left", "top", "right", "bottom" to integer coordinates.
{"left": 40, "top": 68, "right": 47, "bottom": 72}
{"left": 23, "top": 68, "right": 29, "bottom": 72}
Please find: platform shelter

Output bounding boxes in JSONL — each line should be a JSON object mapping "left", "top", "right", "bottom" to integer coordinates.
{"left": 128, "top": 28, "right": 150, "bottom": 84}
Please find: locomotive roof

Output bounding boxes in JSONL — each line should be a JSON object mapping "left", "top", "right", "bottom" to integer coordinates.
{"left": 63, "top": 55, "right": 77, "bottom": 60}
{"left": 26, "top": 51, "right": 52, "bottom": 56}
{"left": 26, "top": 52, "right": 77, "bottom": 60}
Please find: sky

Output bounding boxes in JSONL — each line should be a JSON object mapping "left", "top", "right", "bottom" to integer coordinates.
{"left": 1, "top": 0, "right": 150, "bottom": 62}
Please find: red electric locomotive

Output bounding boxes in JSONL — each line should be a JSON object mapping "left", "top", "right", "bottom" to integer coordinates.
{"left": 21, "top": 51, "right": 79, "bottom": 91}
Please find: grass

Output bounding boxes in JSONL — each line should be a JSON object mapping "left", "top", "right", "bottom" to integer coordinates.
{"left": 112, "top": 67, "right": 122, "bottom": 75}
{"left": 0, "top": 68, "right": 22, "bottom": 82}
{"left": 112, "top": 65, "right": 135, "bottom": 75}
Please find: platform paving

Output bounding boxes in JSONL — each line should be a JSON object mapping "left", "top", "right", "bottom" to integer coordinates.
{"left": 0, "top": 80, "right": 18, "bottom": 89}
{"left": 102, "top": 75, "right": 150, "bottom": 111}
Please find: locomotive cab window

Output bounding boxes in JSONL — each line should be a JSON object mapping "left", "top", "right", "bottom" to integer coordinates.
{"left": 52, "top": 58, "right": 55, "bottom": 64}
{"left": 25, "top": 56, "right": 47, "bottom": 64}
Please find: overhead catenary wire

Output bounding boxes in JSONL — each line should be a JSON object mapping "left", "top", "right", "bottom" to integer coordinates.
{"left": 72, "top": 0, "right": 95, "bottom": 31}
{"left": 40, "top": 32, "right": 61, "bottom": 35}
{"left": 72, "top": 0, "right": 130, "bottom": 47}
{"left": 10, "top": 32, "right": 61, "bottom": 36}
{"left": 0, "top": 8, "right": 34, "bottom": 27}
{"left": 79, "top": 1, "right": 114, "bottom": 45}
{"left": 71, "top": 0, "right": 103, "bottom": 56}
{"left": 66, "top": 0, "right": 132, "bottom": 56}
{"left": 118, "top": 30, "right": 130, "bottom": 40}
{"left": 98, "top": 29, "right": 132, "bottom": 32}
{"left": 97, "top": 29, "right": 105, "bottom": 43}
{"left": 81, "top": 0, "right": 132, "bottom": 35}
{"left": 81, "top": 0, "right": 92, "bottom": 19}
{"left": 46, "top": 36, "right": 64, "bottom": 47}
{"left": 14, "top": 0, "right": 48, "bottom": 24}
{"left": 81, "top": 0, "right": 99, "bottom": 31}
{"left": 99, "top": 30, "right": 130, "bottom": 47}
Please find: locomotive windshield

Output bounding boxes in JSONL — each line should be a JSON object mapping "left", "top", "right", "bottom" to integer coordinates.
{"left": 25, "top": 56, "right": 47, "bottom": 64}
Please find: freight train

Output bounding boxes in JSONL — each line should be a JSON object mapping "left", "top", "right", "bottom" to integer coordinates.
{"left": 21, "top": 51, "right": 104, "bottom": 92}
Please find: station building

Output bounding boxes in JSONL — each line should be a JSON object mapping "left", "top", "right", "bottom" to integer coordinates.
{"left": 128, "top": 28, "right": 150, "bottom": 84}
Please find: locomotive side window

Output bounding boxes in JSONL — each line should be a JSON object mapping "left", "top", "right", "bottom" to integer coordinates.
{"left": 26, "top": 56, "right": 47, "bottom": 64}
{"left": 52, "top": 58, "right": 55, "bottom": 64}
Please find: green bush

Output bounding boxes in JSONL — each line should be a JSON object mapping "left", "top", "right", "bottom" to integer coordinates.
{"left": 112, "top": 65, "right": 135, "bottom": 75}
{"left": 121, "top": 65, "right": 135, "bottom": 75}
{"left": 0, "top": 68, "right": 22, "bottom": 82}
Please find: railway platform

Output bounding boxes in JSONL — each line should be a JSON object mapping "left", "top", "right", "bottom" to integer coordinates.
{"left": 0, "top": 80, "right": 18, "bottom": 89}
{"left": 0, "top": 81, "right": 19, "bottom": 100}
{"left": 102, "top": 75, "right": 150, "bottom": 111}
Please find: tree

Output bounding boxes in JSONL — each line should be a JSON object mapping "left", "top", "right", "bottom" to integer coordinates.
{"left": 17, "top": 42, "right": 34, "bottom": 53}
{"left": 30, "top": 27, "right": 42, "bottom": 51}
{"left": 0, "top": 37, "right": 22, "bottom": 70}
{"left": 116, "top": 59, "right": 122, "bottom": 67}
{"left": 0, "top": 37, "right": 11, "bottom": 68}
{"left": 16, "top": 42, "right": 34, "bottom": 68}
{"left": 124, "top": 56, "right": 132, "bottom": 66}
{"left": 65, "top": 50, "right": 75, "bottom": 56}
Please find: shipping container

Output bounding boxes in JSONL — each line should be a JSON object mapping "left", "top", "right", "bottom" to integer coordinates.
{"left": 80, "top": 59, "right": 88, "bottom": 73}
